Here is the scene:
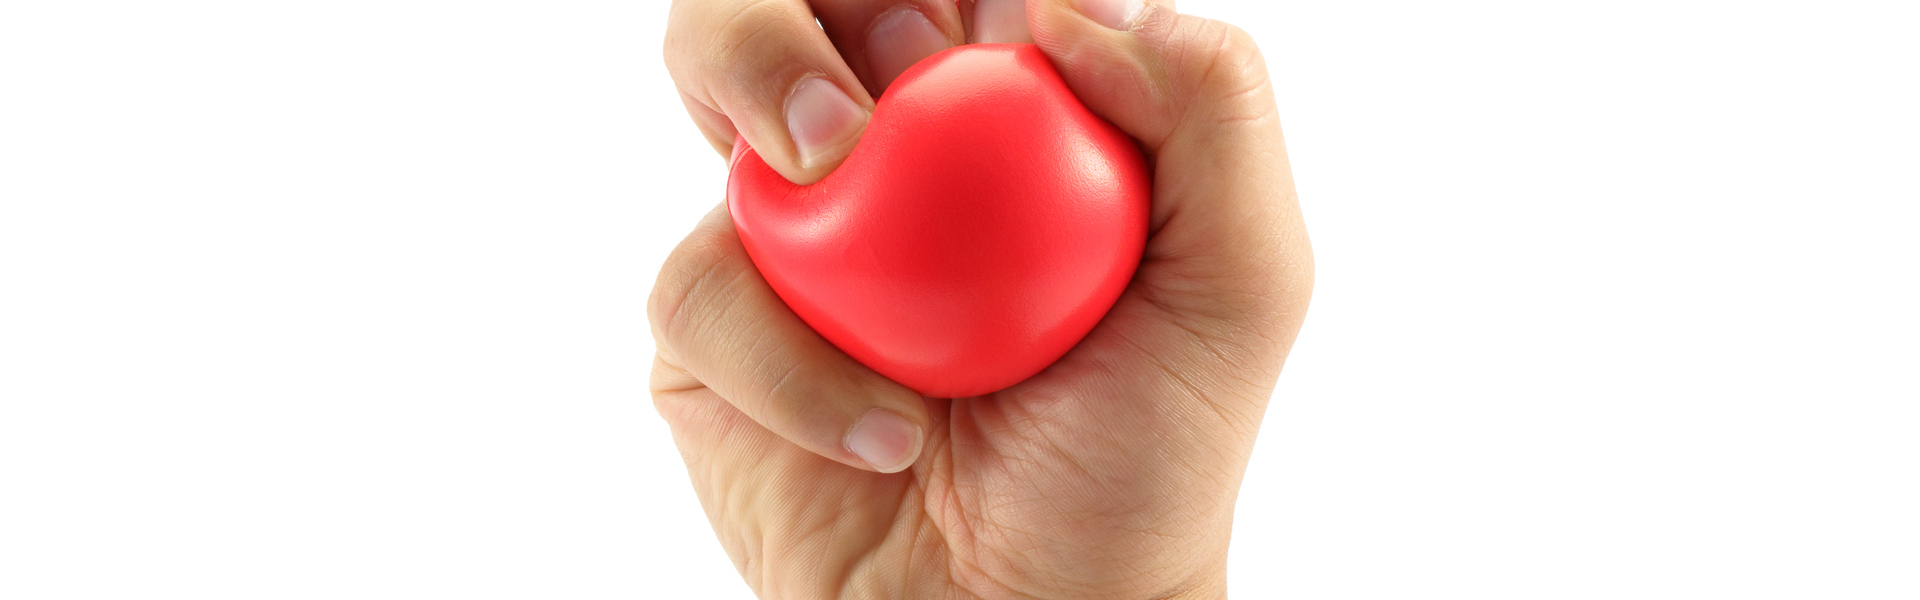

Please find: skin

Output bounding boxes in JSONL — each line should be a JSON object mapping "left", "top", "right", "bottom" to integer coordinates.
{"left": 653, "top": 0, "right": 1313, "bottom": 597}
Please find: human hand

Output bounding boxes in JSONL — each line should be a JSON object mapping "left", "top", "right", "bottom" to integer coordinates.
{"left": 652, "top": 0, "right": 1312, "bottom": 597}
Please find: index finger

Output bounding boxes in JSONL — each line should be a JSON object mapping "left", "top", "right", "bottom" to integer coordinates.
{"left": 666, "top": 0, "right": 875, "bottom": 184}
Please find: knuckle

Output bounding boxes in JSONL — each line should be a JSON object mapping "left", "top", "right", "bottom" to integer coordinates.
{"left": 728, "top": 314, "right": 818, "bottom": 433}
{"left": 646, "top": 219, "right": 743, "bottom": 352}
{"left": 710, "top": 0, "right": 806, "bottom": 72}
{"left": 1203, "top": 25, "right": 1271, "bottom": 100}
{"left": 747, "top": 351, "right": 807, "bottom": 427}
{"left": 649, "top": 386, "right": 675, "bottom": 421}
{"left": 652, "top": 382, "right": 691, "bottom": 428}
{"left": 664, "top": 0, "right": 806, "bottom": 99}
{"left": 662, "top": 0, "right": 709, "bottom": 78}
{"left": 1172, "top": 18, "right": 1274, "bottom": 117}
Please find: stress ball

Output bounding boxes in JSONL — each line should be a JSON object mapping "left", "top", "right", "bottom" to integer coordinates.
{"left": 727, "top": 44, "right": 1150, "bottom": 398}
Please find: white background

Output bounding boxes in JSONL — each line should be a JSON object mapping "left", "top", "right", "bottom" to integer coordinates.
{"left": 2, "top": 0, "right": 1915, "bottom": 598}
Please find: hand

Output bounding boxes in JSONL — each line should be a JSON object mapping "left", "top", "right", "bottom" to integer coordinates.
{"left": 652, "top": 0, "right": 1312, "bottom": 597}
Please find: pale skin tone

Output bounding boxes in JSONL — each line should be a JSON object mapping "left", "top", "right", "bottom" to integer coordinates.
{"left": 652, "top": 0, "right": 1313, "bottom": 598}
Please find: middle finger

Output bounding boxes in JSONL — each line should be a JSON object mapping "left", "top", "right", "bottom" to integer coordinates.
{"left": 813, "top": 0, "right": 967, "bottom": 97}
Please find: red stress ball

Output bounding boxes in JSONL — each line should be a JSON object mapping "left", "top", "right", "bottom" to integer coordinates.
{"left": 728, "top": 44, "right": 1150, "bottom": 398}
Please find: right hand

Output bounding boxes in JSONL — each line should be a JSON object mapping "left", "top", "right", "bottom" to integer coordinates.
{"left": 656, "top": 0, "right": 1313, "bottom": 597}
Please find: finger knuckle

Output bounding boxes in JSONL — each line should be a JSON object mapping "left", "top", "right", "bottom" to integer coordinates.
{"left": 651, "top": 377, "right": 686, "bottom": 425}
{"left": 662, "top": 0, "right": 709, "bottom": 78}
{"left": 646, "top": 221, "right": 744, "bottom": 352}
{"left": 665, "top": 0, "right": 807, "bottom": 100}
{"left": 747, "top": 351, "right": 807, "bottom": 425}
{"left": 710, "top": 0, "right": 808, "bottom": 72}
{"left": 1174, "top": 18, "right": 1274, "bottom": 118}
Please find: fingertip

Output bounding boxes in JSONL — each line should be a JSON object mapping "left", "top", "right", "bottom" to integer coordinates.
{"left": 867, "top": 7, "right": 954, "bottom": 93}
{"left": 781, "top": 77, "right": 870, "bottom": 182}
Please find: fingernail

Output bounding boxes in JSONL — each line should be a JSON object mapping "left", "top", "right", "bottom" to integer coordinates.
{"left": 845, "top": 408, "right": 922, "bottom": 473}
{"left": 1076, "top": 0, "right": 1146, "bottom": 30}
{"left": 867, "top": 8, "right": 951, "bottom": 92}
{"left": 784, "top": 77, "right": 869, "bottom": 169}
{"left": 972, "top": 0, "right": 1032, "bottom": 43}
